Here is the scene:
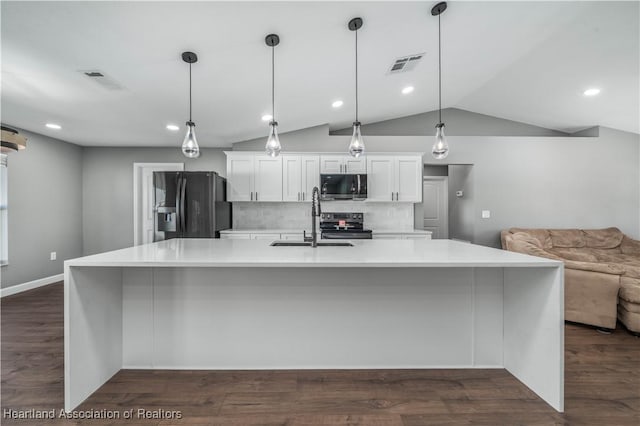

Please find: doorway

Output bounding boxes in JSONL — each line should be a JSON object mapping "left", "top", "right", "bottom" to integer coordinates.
{"left": 133, "top": 163, "right": 183, "bottom": 246}
{"left": 422, "top": 177, "right": 449, "bottom": 239}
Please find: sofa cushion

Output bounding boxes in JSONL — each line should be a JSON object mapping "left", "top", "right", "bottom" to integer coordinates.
{"left": 619, "top": 277, "right": 640, "bottom": 303}
{"left": 584, "top": 227, "right": 624, "bottom": 249}
{"left": 621, "top": 236, "right": 640, "bottom": 255}
{"left": 547, "top": 248, "right": 598, "bottom": 263}
{"left": 619, "top": 299, "right": 640, "bottom": 314}
{"left": 509, "top": 228, "right": 552, "bottom": 249}
{"left": 549, "top": 229, "right": 586, "bottom": 248}
{"left": 591, "top": 251, "right": 637, "bottom": 265}
{"left": 617, "top": 304, "right": 640, "bottom": 333}
{"left": 506, "top": 234, "right": 562, "bottom": 260}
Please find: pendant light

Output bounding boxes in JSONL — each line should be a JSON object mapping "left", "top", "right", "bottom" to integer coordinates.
{"left": 181, "top": 51, "right": 200, "bottom": 158}
{"left": 265, "top": 34, "right": 281, "bottom": 157}
{"left": 431, "top": 2, "right": 449, "bottom": 160}
{"left": 348, "top": 17, "right": 365, "bottom": 158}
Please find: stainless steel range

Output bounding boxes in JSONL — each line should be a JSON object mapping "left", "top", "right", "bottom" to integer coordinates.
{"left": 320, "top": 212, "right": 372, "bottom": 240}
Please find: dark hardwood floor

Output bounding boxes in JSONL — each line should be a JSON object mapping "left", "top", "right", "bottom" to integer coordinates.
{"left": 1, "top": 282, "right": 639, "bottom": 425}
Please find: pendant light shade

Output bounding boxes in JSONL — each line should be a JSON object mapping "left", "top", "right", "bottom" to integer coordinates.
{"left": 265, "top": 34, "right": 282, "bottom": 157}
{"left": 432, "top": 123, "right": 449, "bottom": 159}
{"left": 349, "top": 122, "right": 364, "bottom": 158}
{"left": 266, "top": 121, "right": 281, "bottom": 157}
{"left": 182, "top": 121, "right": 199, "bottom": 158}
{"left": 181, "top": 51, "right": 200, "bottom": 159}
{"left": 431, "top": 2, "right": 449, "bottom": 160}
{"left": 348, "top": 17, "right": 365, "bottom": 158}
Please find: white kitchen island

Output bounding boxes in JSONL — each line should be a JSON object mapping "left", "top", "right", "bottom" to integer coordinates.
{"left": 64, "top": 239, "right": 564, "bottom": 412}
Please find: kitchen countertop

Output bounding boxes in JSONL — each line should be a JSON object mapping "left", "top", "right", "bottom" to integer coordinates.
{"left": 65, "top": 238, "right": 559, "bottom": 268}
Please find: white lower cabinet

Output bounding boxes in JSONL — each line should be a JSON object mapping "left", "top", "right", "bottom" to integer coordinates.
{"left": 280, "top": 233, "right": 304, "bottom": 240}
{"left": 220, "top": 233, "right": 251, "bottom": 240}
{"left": 372, "top": 233, "right": 431, "bottom": 240}
{"left": 221, "top": 232, "right": 305, "bottom": 240}
{"left": 251, "top": 233, "right": 281, "bottom": 240}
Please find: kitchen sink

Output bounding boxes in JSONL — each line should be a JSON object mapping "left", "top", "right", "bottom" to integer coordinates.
{"left": 270, "top": 241, "right": 354, "bottom": 247}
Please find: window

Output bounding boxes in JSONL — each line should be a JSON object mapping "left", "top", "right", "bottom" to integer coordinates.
{"left": 0, "top": 154, "right": 7, "bottom": 265}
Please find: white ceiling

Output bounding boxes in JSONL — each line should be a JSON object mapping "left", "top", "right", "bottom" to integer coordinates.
{"left": 1, "top": 1, "right": 638, "bottom": 148}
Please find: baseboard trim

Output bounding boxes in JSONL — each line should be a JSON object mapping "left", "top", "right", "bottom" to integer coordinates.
{"left": 1, "top": 273, "right": 64, "bottom": 298}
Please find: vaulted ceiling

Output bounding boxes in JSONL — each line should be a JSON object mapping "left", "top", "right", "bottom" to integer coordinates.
{"left": 1, "top": 1, "right": 638, "bottom": 147}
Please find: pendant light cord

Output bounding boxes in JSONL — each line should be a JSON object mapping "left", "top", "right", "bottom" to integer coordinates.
{"left": 189, "top": 62, "right": 192, "bottom": 122}
{"left": 271, "top": 45, "right": 275, "bottom": 122}
{"left": 355, "top": 29, "right": 359, "bottom": 123}
{"left": 438, "top": 12, "right": 442, "bottom": 125}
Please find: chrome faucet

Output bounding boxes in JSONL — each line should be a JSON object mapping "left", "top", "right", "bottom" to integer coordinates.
{"left": 304, "top": 186, "right": 322, "bottom": 247}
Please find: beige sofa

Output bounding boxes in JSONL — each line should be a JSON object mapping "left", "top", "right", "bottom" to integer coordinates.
{"left": 501, "top": 227, "right": 640, "bottom": 334}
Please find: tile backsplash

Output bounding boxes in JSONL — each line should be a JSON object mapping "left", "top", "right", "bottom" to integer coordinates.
{"left": 232, "top": 202, "right": 415, "bottom": 231}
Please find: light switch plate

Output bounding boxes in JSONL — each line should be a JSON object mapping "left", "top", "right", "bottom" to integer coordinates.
{"left": 50, "top": 252, "right": 57, "bottom": 261}
{"left": 481, "top": 210, "right": 491, "bottom": 219}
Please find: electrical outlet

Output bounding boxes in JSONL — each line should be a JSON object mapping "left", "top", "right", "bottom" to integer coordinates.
{"left": 481, "top": 210, "right": 491, "bottom": 219}
{"left": 50, "top": 252, "right": 57, "bottom": 261}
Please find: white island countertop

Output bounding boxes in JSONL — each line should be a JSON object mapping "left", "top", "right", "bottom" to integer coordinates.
{"left": 65, "top": 238, "right": 561, "bottom": 268}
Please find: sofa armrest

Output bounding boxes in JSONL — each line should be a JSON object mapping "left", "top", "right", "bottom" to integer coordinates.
{"left": 564, "top": 260, "right": 625, "bottom": 275}
{"left": 621, "top": 236, "right": 640, "bottom": 255}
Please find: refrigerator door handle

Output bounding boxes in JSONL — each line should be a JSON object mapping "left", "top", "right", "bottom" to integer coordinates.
{"left": 181, "top": 175, "right": 187, "bottom": 235}
{"left": 175, "top": 176, "right": 182, "bottom": 233}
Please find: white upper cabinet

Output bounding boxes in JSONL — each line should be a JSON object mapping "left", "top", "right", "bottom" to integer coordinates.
{"left": 366, "top": 154, "right": 422, "bottom": 202}
{"left": 300, "top": 155, "right": 320, "bottom": 201}
{"left": 320, "top": 155, "right": 366, "bottom": 174}
{"left": 226, "top": 153, "right": 282, "bottom": 202}
{"left": 254, "top": 156, "right": 283, "bottom": 201}
{"left": 366, "top": 156, "right": 395, "bottom": 201}
{"left": 282, "top": 155, "right": 319, "bottom": 202}
{"left": 395, "top": 156, "right": 422, "bottom": 202}
{"left": 226, "top": 152, "right": 420, "bottom": 203}
{"left": 282, "top": 155, "right": 302, "bottom": 202}
{"left": 227, "top": 155, "right": 254, "bottom": 201}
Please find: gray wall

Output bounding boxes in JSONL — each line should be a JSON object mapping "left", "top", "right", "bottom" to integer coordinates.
{"left": 82, "top": 147, "right": 226, "bottom": 255}
{"left": 1, "top": 129, "right": 83, "bottom": 288}
{"left": 330, "top": 108, "right": 568, "bottom": 137}
{"left": 234, "top": 123, "right": 640, "bottom": 247}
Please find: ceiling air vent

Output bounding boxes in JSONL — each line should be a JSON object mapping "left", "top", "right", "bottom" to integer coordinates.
{"left": 387, "top": 53, "right": 425, "bottom": 74}
{"left": 79, "top": 70, "right": 124, "bottom": 90}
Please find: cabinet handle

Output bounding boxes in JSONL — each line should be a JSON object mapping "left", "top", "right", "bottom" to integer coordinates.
{"left": 251, "top": 192, "right": 253, "bottom": 201}
{"left": 396, "top": 192, "right": 399, "bottom": 201}
{"left": 391, "top": 192, "right": 394, "bottom": 201}
{"left": 298, "top": 192, "right": 301, "bottom": 201}
{"left": 303, "top": 192, "right": 305, "bottom": 201}
{"left": 256, "top": 192, "right": 258, "bottom": 201}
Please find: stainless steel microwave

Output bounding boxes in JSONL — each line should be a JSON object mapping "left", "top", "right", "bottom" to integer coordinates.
{"left": 320, "top": 174, "right": 367, "bottom": 200}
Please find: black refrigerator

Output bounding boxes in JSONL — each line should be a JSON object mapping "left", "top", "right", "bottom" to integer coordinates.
{"left": 153, "top": 171, "right": 231, "bottom": 241}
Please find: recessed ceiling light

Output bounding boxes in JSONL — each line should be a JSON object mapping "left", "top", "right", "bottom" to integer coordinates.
{"left": 261, "top": 114, "right": 273, "bottom": 122}
{"left": 402, "top": 86, "right": 414, "bottom": 95}
{"left": 166, "top": 124, "right": 180, "bottom": 131}
{"left": 332, "top": 100, "right": 344, "bottom": 108}
{"left": 583, "top": 88, "right": 601, "bottom": 97}
{"left": 45, "top": 123, "right": 61, "bottom": 130}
